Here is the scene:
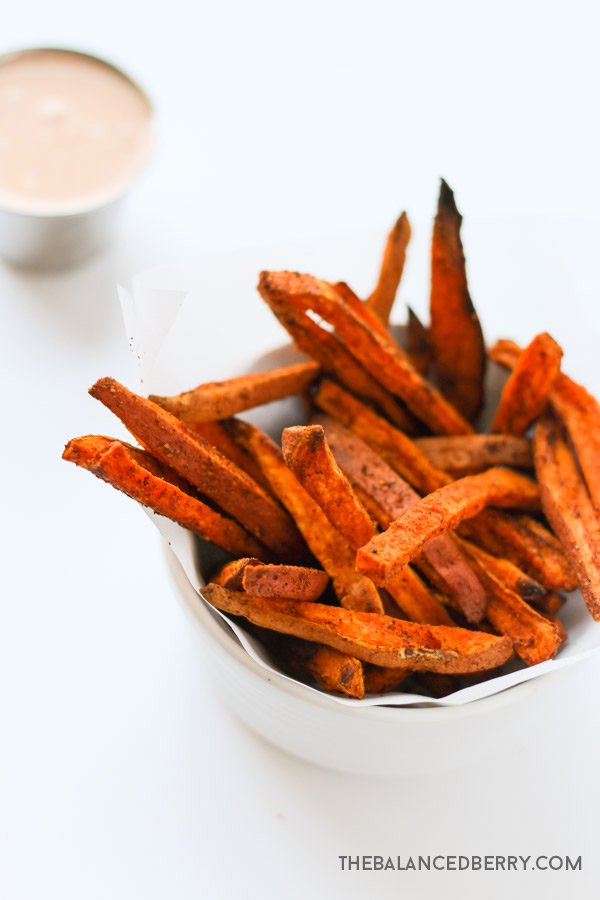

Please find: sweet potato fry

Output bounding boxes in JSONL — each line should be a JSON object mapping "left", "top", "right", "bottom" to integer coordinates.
{"left": 532, "top": 592, "right": 566, "bottom": 618}
{"left": 490, "top": 339, "right": 600, "bottom": 514}
{"left": 429, "top": 179, "right": 486, "bottom": 420}
{"left": 454, "top": 537, "right": 546, "bottom": 602}
{"left": 186, "top": 420, "right": 272, "bottom": 491}
{"left": 315, "top": 414, "right": 488, "bottom": 622}
{"left": 243, "top": 564, "right": 329, "bottom": 601}
{"left": 366, "top": 211, "right": 411, "bottom": 324}
{"left": 362, "top": 664, "right": 411, "bottom": 695}
{"left": 458, "top": 540, "right": 563, "bottom": 665}
{"left": 414, "top": 434, "right": 533, "bottom": 477}
{"left": 212, "top": 557, "right": 261, "bottom": 590}
{"left": 62, "top": 436, "right": 270, "bottom": 560}
{"left": 275, "top": 637, "right": 365, "bottom": 699}
{"left": 490, "top": 333, "right": 563, "bottom": 435}
{"left": 259, "top": 271, "right": 472, "bottom": 435}
{"left": 204, "top": 585, "right": 514, "bottom": 673}
{"left": 356, "top": 468, "right": 542, "bottom": 585}
{"left": 406, "top": 306, "right": 431, "bottom": 375}
{"left": 262, "top": 292, "right": 418, "bottom": 432}
{"left": 220, "top": 418, "right": 383, "bottom": 613}
{"left": 89, "top": 377, "right": 304, "bottom": 560}
{"left": 533, "top": 413, "right": 600, "bottom": 620}
{"left": 148, "top": 361, "right": 320, "bottom": 424}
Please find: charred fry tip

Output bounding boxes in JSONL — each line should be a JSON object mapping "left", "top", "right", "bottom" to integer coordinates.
{"left": 437, "top": 178, "right": 461, "bottom": 219}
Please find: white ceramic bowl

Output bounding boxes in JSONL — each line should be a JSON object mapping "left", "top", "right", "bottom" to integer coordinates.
{"left": 162, "top": 540, "right": 566, "bottom": 777}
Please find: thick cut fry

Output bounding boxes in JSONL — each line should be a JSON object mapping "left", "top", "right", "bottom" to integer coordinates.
{"left": 366, "top": 211, "right": 411, "bottom": 324}
{"left": 213, "top": 558, "right": 329, "bottom": 601}
{"left": 314, "top": 379, "right": 449, "bottom": 495}
{"left": 187, "top": 420, "right": 272, "bottom": 491}
{"left": 283, "top": 423, "right": 453, "bottom": 626}
{"left": 406, "top": 306, "right": 431, "bottom": 375}
{"left": 89, "top": 377, "right": 303, "bottom": 560}
{"left": 414, "top": 434, "right": 533, "bottom": 477}
{"left": 362, "top": 664, "right": 411, "bottom": 695}
{"left": 490, "top": 338, "right": 600, "bottom": 514}
{"left": 533, "top": 414, "right": 600, "bottom": 621}
{"left": 356, "top": 468, "right": 542, "bottom": 585}
{"left": 281, "top": 638, "right": 365, "bottom": 699}
{"left": 454, "top": 538, "right": 546, "bottom": 601}
{"left": 263, "top": 293, "right": 418, "bottom": 432}
{"left": 490, "top": 333, "right": 563, "bottom": 435}
{"left": 204, "top": 585, "right": 513, "bottom": 673}
{"left": 63, "top": 436, "right": 270, "bottom": 560}
{"left": 259, "top": 271, "right": 472, "bottom": 435}
{"left": 148, "top": 361, "right": 320, "bottom": 423}
{"left": 429, "top": 179, "right": 486, "bottom": 420}
{"left": 458, "top": 540, "right": 563, "bottom": 665}
{"left": 316, "top": 414, "right": 488, "bottom": 622}
{"left": 220, "top": 418, "right": 383, "bottom": 613}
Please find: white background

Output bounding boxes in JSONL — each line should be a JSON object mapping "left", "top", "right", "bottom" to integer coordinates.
{"left": 2, "top": 2, "right": 600, "bottom": 899}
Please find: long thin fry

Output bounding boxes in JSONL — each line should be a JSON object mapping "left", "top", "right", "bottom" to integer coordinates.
{"left": 220, "top": 418, "right": 383, "bottom": 613}
{"left": 414, "top": 434, "right": 533, "bottom": 477}
{"left": 204, "top": 585, "right": 513, "bottom": 673}
{"left": 490, "top": 333, "right": 563, "bottom": 435}
{"left": 429, "top": 179, "right": 486, "bottom": 420}
{"left": 454, "top": 537, "right": 546, "bottom": 601}
{"left": 366, "top": 211, "right": 411, "bottom": 324}
{"left": 356, "top": 468, "right": 541, "bottom": 585}
{"left": 148, "top": 361, "right": 319, "bottom": 423}
{"left": 187, "top": 420, "right": 272, "bottom": 491}
{"left": 89, "top": 378, "right": 304, "bottom": 560}
{"left": 259, "top": 271, "right": 472, "bottom": 435}
{"left": 406, "top": 306, "right": 431, "bottom": 375}
{"left": 315, "top": 414, "right": 488, "bottom": 622}
{"left": 533, "top": 413, "right": 600, "bottom": 620}
{"left": 63, "top": 436, "right": 270, "bottom": 560}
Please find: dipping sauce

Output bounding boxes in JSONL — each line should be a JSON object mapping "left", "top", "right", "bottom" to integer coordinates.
{"left": 0, "top": 49, "right": 153, "bottom": 215}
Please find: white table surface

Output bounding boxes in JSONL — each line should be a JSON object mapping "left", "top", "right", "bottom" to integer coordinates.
{"left": 2, "top": 3, "right": 600, "bottom": 899}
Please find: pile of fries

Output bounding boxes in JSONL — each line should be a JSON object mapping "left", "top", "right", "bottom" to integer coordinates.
{"left": 63, "top": 180, "right": 600, "bottom": 701}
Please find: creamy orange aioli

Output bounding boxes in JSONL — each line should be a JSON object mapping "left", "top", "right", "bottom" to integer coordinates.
{"left": 0, "top": 49, "right": 153, "bottom": 215}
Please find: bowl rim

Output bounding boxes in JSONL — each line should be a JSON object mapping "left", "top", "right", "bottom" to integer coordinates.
{"left": 162, "top": 539, "right": 542, "bottom": 721}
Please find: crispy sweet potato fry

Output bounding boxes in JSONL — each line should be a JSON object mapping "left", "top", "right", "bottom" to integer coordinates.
{"left": 490, "top": 333, "right": 563, "bottom": 435}
{"left": 356, "top": 468, "right": 542, "bottom": 585}
{"left": 490, "top": 338, "right": 600, "bottom": 514}
{"left": 187, "top": 420, "right": 272, "bottom": 491}
{"left": 203, "top": 584, "right": 514, "bottom": 673}
{"left": 259, "top": 271, "right": 472, "bottom": 435}
{"left": 213, "top": 558, "right": 328, "bottom": 601}
{"left": 220, "top": 418, "right": 383, "bottom": 613}
{"left": 63, "top": 436, "right": 271, "bottom": 560}
{"left": 530, "top": 591, "right": 566, "bottom": 618}
{"left": 414, "top": 434, "right": 533, "bottom": 477}
{"left": 276, "top": 637, "right": 365, "bottom": 699}
{"left": 263, "top": 293, "right": 418, "bottom": 432}
{"left": 89, "top": 377, "right": 304, "bottom": 560}
{"left": 533, "top": 413, "right": 600, "bottom": 621}
{"left": 454, "top": 537, "right": 546, "bottom": 602}
{"left": 362, "top": 664, "right": 411, "bottom": 695}
{"left": 429, "top": 179, "right": 486, "bottom": 420}
{"left": 458, "top": 540, "right": 563, "bottom": 665}
{"left": 366, "top": 211, "right": 411, "bottom": 324}
{"left": 212, "top": 557, "right": 261, "bottom": 590}
{"left": 315, "top": 414, "right": 488, "bottom": 622}
{"left": 283, "top": 423, "right": 454, "bottom": 626}
{"left": 148, "top": 361, "right": 320, "bottom": 423}
{"left": 406, "top": 306, "right": 431, "bottom": 375}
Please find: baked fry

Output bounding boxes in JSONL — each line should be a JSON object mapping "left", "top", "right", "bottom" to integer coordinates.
{"left": 187, "top": 420, "right": 272, "bottom": 491}
{"left": 366, "top": 211, "right": 411, "bottom": 324}
{"left": 279, "top": 637, "right": 365, "bottom": 699}
{"left": 203, "top": 584, "right": 514, "bottom": 673}
{"left": 63, "top": 436, "right": 270, "bottom": 560}
{"left": 89, "top": 377, "right": 304, "bottom": 560}
{"left": 213, "top": 558, "right": 328, "bottom": 601}
{"left": 362, "top": 664, "right": 411, "bottom": 695}
{"left": 490, "top": 333, "right": 563, "bottom": 435}
{"left": 259, "top": 270, "right": 472, "bottom": 435}
{"left": 490, "top": 338, "right": 600, "bottom": 514}
{"left": 316, "top": 414, "right": 488, "bottom": 622}
{"left": 530, "top": 592, "right": 566, "bottom": 618}
{"left": 406, "top": 306, "right": 431, "bottom": 375}
{"left": 356, "top": 468, "right": 541, "bottom": 585}
{"left": 430, "top": 180, "right": 486, "bottom": 420}
{"left": 533, "top": 413, "right": 600, "bottom": 621}
{"left": 414, "top": 434, "right": 533, "bottom": 477}
{"left": 148, "top": 361, "right": 320, "bottom": 423}
{"left": 220, "top": 418, "right": 383, "bottom": 613}
{"left": 454, "top": 537, "right": 546, "bottom": 601}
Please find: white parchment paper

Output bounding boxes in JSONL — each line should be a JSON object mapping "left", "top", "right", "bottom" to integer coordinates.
{"left": 117, "top": 228, "right": 600, "bottom": 706}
